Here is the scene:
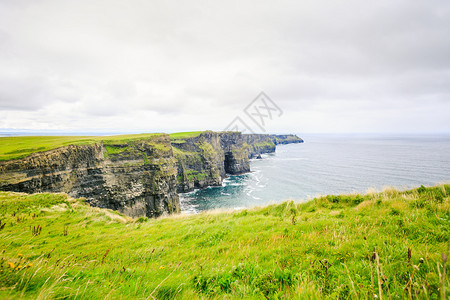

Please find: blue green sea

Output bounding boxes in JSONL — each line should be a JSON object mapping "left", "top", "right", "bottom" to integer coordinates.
{"left": 180, "top": 134, "right": 450, "bottom": 213}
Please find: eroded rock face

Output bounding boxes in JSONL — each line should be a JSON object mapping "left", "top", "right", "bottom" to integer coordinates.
{"left": 0, "top": 135, "right": 179, "bottom": 218}
{"left": 243, "top": 134, "right": 277, "bottom": 159}
{"left": 172, "top": 131, "right": 255, "bottom": 192}
{"left": 172, "top": 132, "right": 303, "bottom": 193}
{"left": 172, "top": 132, "right": 226, "bottom": 192}
{"left": 0, "top": 132, "right": 303, "bottom": 217}
{"left": 269, "top": 134, "right": 304, "bottom": 145}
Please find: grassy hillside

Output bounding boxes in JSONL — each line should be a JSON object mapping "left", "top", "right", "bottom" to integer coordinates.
{"left": 0, "top": 185, "right": 448, "bottom": 299}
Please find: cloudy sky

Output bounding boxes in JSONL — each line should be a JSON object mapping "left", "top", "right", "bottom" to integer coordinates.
{"left": 0, "top": 0, "right": 449, "bottom": 134}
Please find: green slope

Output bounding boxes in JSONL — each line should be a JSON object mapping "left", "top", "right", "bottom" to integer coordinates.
{"left": 0, "top": 185, "right": 448, "bottom": 299}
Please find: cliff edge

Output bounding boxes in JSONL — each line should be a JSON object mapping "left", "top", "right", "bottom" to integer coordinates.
{"left": 0, "top": 132, "right": 303, "bottom": 217}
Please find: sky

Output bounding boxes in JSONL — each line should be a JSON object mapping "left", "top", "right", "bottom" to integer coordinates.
{"left": 0, "top": 0, "right": 449, "bottom": 135}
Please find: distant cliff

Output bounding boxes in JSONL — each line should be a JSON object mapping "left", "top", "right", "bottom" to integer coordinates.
{"left": 172, "top": 132, "right": 303, "bottom": 192}
{"left": 0, "top": 132, "right": 302, "bottom": 217}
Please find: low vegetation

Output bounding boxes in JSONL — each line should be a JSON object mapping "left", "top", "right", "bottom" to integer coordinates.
{"left": 0, "top": 185, "right": 448, "bottom": 299}
{"left": 253, "top": 141, "right": 275, "bottom": 149}
{"left": 169, "top": 131, "right": 203, "bottom": 140}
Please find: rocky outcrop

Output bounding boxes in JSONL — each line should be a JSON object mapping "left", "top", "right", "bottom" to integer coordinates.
{"left": 172, "top": 132, "right": 226, "bottom": 193}
{"left": 269, "top": 134, "right": 304, "bottom": 145}
{"left": 243, "top": 134, "right": 276, "bottom": 159}
{"left": 0, "top": 132, "right": 303, "bottom": 217}
{"left": 0, "top": 134, "right": 179, "bottom": 218}
{"left": 172, "top": 132, "right": 303, "bottom": 193}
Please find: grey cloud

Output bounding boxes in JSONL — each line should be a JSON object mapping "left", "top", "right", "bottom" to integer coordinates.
{"left": 0, "top": 76, "right": 55, "bottom": 111}
{"left": 0, "top": 0, "right": 449, "bottom": 132}
{"left": 0, "top": 74, "right": 80, "bottom": 111}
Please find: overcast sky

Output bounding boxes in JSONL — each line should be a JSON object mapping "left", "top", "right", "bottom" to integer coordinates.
{"left": 0, "top": 0, "right": 449, "bottom": 134}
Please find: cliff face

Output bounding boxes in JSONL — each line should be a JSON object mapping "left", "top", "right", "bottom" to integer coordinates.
{"left": 243, "top": 134, "right": 276, "bottom": 159}
{"left": 173, "top": 132, "right": 303, "bottom": 193}
{"left": 0, "top": 132, "right": 302, "bottom": 217}
{"left": 172, "top": 131, "right": 252, "bottom": 192}
{"left": 172, "top": 132, "right": 226, "bottom": 193}
{"left": 269, "top": 134, "right": 304, "bottom": 145}
{"left": 0, "top": 135, "right": 179, "bottom": 218}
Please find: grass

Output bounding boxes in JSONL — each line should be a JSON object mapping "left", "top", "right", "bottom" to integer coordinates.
{"left": 169, "top": 132, "right": 203, "bottom": 140}
{"left": 0, "top": 134, "right": 165, "bottom": 161}
{"left": 253, "top": 141, "right": 276, "bottom": 148}
{"left": 184, "top": 170, "right": 209, "bottom": 182}
{"left": 0, "top": 185, "right": 448, "bottom": 299}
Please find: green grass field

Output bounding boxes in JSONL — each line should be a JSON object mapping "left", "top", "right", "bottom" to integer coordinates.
{"left": 0, "top": 133, "right": 167, "bottom": 161}
{"left": 0, "top": 185, "right": 448, "bottom": 299}
{"left": 169, "top": 131, "right": 203, "bottom": 140}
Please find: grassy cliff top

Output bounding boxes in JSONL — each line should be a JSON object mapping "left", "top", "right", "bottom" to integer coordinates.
{"left": 0, "top": 131, "right": 299, "bottom": 161}
{"left": 0, "top": 184, "right": 448, "bottom": 299}
{"left": 0, "top": 133, "right": 167, "bottom": 161}
{"left": 169, "top": 131, "right": 203, "bottom": 140}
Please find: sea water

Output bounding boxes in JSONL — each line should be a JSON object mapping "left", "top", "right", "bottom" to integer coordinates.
{"left": 180, "top": 134, "right": 450, "bottom": 213}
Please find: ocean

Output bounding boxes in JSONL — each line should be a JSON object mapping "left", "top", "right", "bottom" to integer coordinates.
{"left": 180, "top": 134, "right": 450, "bottom": 213}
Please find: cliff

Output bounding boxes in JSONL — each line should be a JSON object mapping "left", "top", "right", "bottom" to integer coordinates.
{"left": 0, "top": 134, "right": 179, "bottom": 218}
{"left": 269, "top": 134, "right": 304, "bottom": 145}
{"left": 172, "top": 132, "right": 303, "bottom": 192}
{"left": 0, "top": 132, "right": 302, "bottom": 217}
